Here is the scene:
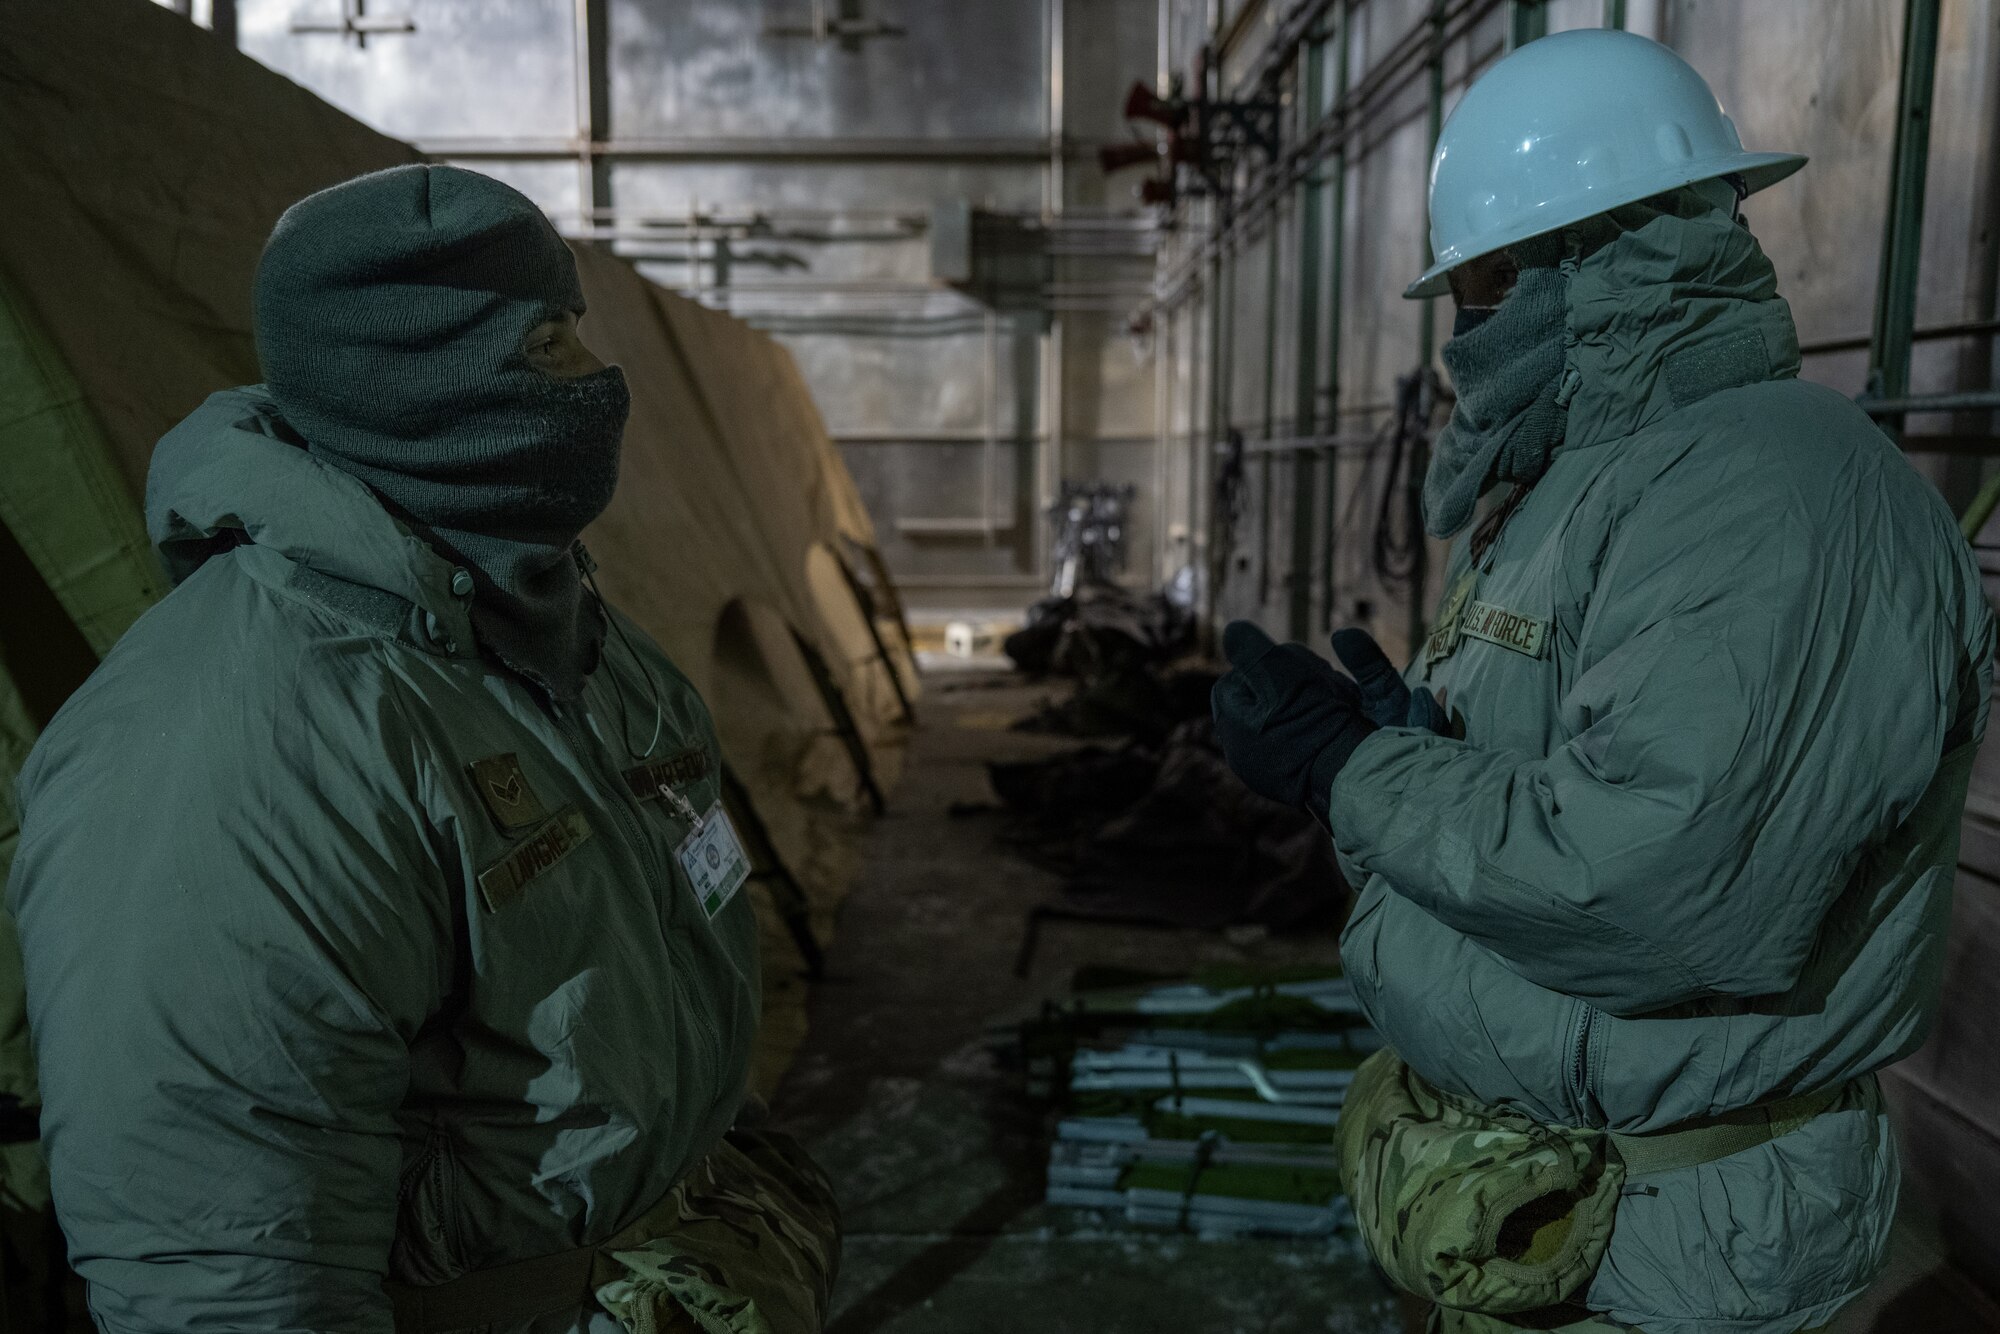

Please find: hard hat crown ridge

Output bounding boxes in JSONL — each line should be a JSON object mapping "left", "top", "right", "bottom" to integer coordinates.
{"left": 1406, "top": 28, "right": 1806, "bottom": 298}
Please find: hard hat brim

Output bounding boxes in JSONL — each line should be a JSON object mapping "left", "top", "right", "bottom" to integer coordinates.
{"left": 1401, "top": 151, "right": 1808, "bottom": 300}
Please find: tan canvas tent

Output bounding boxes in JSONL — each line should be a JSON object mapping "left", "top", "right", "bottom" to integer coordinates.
{"left": 0, "top": 1, "right": 916, "bottom": 1260}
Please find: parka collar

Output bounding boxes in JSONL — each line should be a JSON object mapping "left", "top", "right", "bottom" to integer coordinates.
{"left": 1561, "top": 202, "right": 1802, "bottom": 452}
{"left": 145, "top": 386, "right": 474, "bottom": 649}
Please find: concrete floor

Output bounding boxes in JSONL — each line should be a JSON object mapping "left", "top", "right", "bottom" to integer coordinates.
{"left": 770, "top": 669, "right": 2000, "bottom": 1334}
{"left": 770, "top": 673, "right": 1403, "bottom": 1334}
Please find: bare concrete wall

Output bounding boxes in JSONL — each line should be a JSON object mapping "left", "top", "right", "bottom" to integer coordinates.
{"left": 219, "top": 0, "right": 1165, "bottom": 612}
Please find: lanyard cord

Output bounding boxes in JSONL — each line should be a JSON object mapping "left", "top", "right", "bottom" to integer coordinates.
{"left": 574, "top": 546, "right": 666, "bottom": 762}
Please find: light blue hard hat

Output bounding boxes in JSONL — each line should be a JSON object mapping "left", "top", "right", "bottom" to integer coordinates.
{"left": 1405, "top": 28, "right": 1806, "bottom": 299}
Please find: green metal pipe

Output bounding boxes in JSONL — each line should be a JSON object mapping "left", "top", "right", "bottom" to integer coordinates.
{"left": 1959, "top": 469, "right": 2000, "bottom": 541}
{"left": 1603, "top": 0, "right": 1626, "bottom": 29}
{"left": 1288, "top": 33, "right": 1326, "bottom": 641}
{"left": 1867, "top": 0, "right": 1942, "bottom": 443}
{"left": 1258, "top": 215, "right": 1281, "bottom": 610}
{"left": 1408, "top": 0, "right": 1447, "bottom": 656}
{"left": 1509, "top": 0, "right": 1547, "bottom": 50}
{"left": 1320, "top": 6, "right": 1352, "bottom": 631}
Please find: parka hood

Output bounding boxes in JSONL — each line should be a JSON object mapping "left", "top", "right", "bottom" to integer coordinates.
{"left": 1562, "top": 200, "right": 1803, "bottom": 451}
{"left": 144, "top": 386, "right": 469, "bottom": 639}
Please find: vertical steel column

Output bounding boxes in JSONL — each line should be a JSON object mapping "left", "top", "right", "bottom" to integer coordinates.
{"left": 1041, "top": 0, "right": 1068, "bottom": 577}
{"left": 1509, "top": 0, "right": 1548, "bottom": 49}
{"left": 1155, "top": 318, "right": 1173, "bottom": 584}
{"left": 1194, "top": 279, "right": 1214, "bottom": 630}
{"left": 1867, "top": 0, "right": 1943, "bottom": 444}
{"left": 1156, "top": 0, "right": 1174, "bottom": 587}
{"left": 1406, "top": 0, "right": 1446, "bottom": 656}
{"left": 1320, "top": 4, "right": 1351, "bottom": 631}
{"left": 1204, "top": 201, "right": 1235, "bottom": 623}
{"left": 1288, "top": 31, "right": 1326, "bottom": 641}
{"left": 1256, "top": 212, "right": 1281, "bottom": 610}
{"left": 572, "top": 0, "right": 612, "bottom": 239}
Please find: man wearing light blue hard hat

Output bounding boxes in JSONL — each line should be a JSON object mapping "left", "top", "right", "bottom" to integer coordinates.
{"left": 1210, "top": 28, "right": 1993, "bottom": 1334}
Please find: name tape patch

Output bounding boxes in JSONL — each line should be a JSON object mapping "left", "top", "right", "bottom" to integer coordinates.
{"left": 476, "top": 807, "right": 592, "bottom": 912}
{"left": 622, "top": 748, "right": 711, "bottom": 804}
{"left": 1457, "top": 601, "right": 1550, "bottom": 658}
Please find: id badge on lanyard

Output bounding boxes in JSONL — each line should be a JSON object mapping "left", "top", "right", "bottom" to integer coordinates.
{"left": 654, "top": 783, "right": 751, "bottom": 921}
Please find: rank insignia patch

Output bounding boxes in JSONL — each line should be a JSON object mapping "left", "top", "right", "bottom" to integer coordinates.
{"left": 468, "top": 753, "right": 550, "bottom": 834}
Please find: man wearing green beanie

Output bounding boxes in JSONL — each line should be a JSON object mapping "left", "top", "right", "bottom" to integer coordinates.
{"left": 7, "top": 165, "right": 839, "bottom": 1333}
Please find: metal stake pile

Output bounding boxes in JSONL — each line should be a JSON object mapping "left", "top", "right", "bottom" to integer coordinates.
{"left": 999, "top": 969, "right": 1381, "bottom": 1236}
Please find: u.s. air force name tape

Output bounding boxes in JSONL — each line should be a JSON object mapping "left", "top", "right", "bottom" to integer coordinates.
{"left": 1457, "top": 601, "right": 1550, "bottom": 658}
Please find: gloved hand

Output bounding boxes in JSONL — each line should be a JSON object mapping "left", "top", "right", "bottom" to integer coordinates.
{"left": 1329, "top": 627, "right": 1447, "bottom": 734}
{"left": 1211, "top": 621, "right": 1376, "bottom": 816}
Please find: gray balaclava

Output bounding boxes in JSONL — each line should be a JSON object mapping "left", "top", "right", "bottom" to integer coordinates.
{"left": 254, "top": 163, "right": 630, "bottom": 701}
{"left": 1422, "top": 237, "right": 1570, "bottom": 540}
{"left": 1423, "top": 181, "right": 1744, "bottom": 540}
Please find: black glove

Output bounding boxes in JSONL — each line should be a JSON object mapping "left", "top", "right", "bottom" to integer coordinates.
{"left": 1329, "top": 627, "right": 1447, "bottom": 734}
{"left": 1211, "top": 621, "right": 1376, "bottom": 816}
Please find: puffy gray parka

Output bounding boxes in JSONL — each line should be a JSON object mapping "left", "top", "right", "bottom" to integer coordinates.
{"left": 8, "top": 387, "right": 760, "bottom": 1333}
{"left": 1332, "top": 206, "right": 1993, "bottom": 1333}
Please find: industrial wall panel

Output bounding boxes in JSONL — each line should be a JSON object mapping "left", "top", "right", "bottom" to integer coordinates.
{"left": 1884, "top": 1070, "right": 2000, "bottom": 1302}
{"left": 768, "top": 317, "right": 1037, "bottom": 437}
{"left": 237, "top": 0, "right": 577, "bottom": 139}
{"left": 1062, "top": 312, "right": 1159, "bottom": 441}
{"left": 607, "top": 0, "right": 1047, "bottom": 139}
{"left": 1675, "top": 0, "right": 2000, "bottom": 404}
{"left": 437, "top": 157, "right": 586, "bottom": 228}
{"left": 836, "top": 440, "right": 1036, "bottom": 584}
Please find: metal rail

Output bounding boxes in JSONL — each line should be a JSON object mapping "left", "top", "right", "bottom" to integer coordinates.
{"left": 419, "top": 135, "right": 1093, "bottom": 163}
{"left": 1286, "top": 27, "right": 1326, "bottom": 640}
{"left": 1866, "top": 0, "right": 1943, "bottom": 442}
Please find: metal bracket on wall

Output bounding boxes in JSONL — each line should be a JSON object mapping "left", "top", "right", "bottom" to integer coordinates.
{"left": 289, "top": 0, "right": 414, "bottom": 47}
{"left": 764, "top": 0, "right": 905, "bottom": 49}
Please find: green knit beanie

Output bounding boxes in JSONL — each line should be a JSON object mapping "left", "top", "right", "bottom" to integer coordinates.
{"left": 254, "top": 164, "right": 629, "bottom": 700}
{"left": 256, "top": 163, "right": 585, "bottom": 461}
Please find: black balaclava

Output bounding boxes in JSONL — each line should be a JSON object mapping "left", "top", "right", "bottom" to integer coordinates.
{"left": 254, "top": 163, "right": 630, "bottom": 701}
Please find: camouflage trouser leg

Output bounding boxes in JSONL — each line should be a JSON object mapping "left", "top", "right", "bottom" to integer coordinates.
{"left": 1428, "top": 1305, "right": 1623, "bottom": 1334}
{"left": 594, "top": 1128, "right": 841, "bottom": 1334}
{"left": 1430, "top": 1308, "right": 1829, "bottom": 1334}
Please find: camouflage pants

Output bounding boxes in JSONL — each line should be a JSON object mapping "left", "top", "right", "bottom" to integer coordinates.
{"left": 1429, "top": 1308, "right": 1829, "bottom": 1334}
{"left": 593, "top": 1128, "right": 841, "bottom": 1334}
{"left": 1429, "top": 1307, "right": 1630, "bottom": 1334}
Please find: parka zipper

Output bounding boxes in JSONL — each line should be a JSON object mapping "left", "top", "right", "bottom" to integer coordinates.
{"left": 1565, "top": 1000, "right": 1598, "bottom": 1122}
{"left": 551, "top": 701, "right": 685, "bottom": 934}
